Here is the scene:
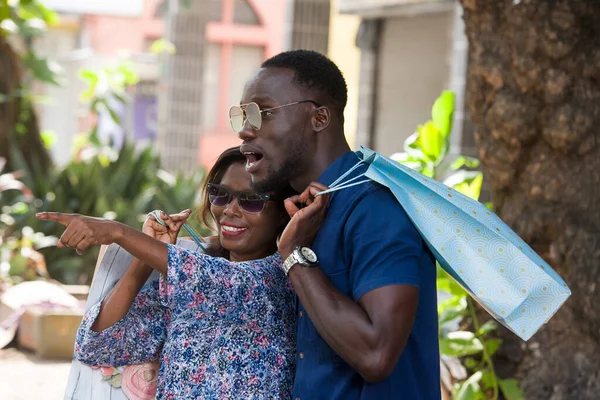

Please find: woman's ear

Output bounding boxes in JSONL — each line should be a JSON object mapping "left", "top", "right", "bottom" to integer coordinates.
{"left": 311, "top": 106, "right": 331, "bottom": 133}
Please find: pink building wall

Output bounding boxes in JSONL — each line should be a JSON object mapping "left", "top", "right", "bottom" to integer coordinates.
{"left": 84, "top": 0, "right": 163, "bottom": 54}
{"left": 83, "top": 0, "right": 286, "bottom": 169}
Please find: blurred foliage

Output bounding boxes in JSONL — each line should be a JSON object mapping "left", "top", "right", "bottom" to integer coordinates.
{"left": 0, "top": 157, "right": 56, "bottom": 284}
{"left": 0, "top": 0, "right": 63, "bottom": 88}
{"left": 0, "top": 0, "right": 60, "bottom": 177}
{"left": 1, "top": 55, "right": 209, "bottom": 284}
{"left": 393, "top": 91, "right": 524, "bottom": 400}
{"left": 7, "top": 138, "right": 209, "bottom": 284}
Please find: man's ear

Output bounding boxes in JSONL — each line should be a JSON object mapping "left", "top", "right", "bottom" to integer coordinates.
{"left": 311, "top": 106, "right": 331, "bottom": 132}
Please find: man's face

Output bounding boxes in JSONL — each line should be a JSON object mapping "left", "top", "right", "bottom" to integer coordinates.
{"left": 237, "top": 67, "right": 314, "bottom": 192}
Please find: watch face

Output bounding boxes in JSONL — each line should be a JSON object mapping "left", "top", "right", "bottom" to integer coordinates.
{"left": 300, "top": 247, "right": 318, "bottom": 263}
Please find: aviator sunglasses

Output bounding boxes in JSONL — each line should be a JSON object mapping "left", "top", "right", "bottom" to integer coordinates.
{"left": 207, "top": 183, "right": 278, "bottom": 214}
{"left": 229, "top": 100, "right": 321, "bottom": 132}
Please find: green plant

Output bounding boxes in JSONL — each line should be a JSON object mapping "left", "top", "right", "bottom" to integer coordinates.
{"left": 392, "top": 91, "right": 524, "bottom": 400}
{"left": 2, "top": 59, "right": 209, "bottom": 284}
{"left": 0, "top": 157, "right": 56, "bottom": 284}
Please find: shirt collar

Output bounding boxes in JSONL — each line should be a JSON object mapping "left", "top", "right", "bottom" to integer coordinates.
{"left": 317, "top": 151, "right": 361, "bottom": 187}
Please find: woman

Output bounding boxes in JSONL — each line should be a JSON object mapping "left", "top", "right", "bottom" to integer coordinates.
{"left": 40, "top": 147, "right": 307, "bottom": 399}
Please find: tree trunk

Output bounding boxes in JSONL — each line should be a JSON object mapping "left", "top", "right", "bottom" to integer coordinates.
{"left": 462, "top": 0, "right": 600, "bottom": 399}
{"left": 0, "top": 34, "right": 51, "bottom": 174}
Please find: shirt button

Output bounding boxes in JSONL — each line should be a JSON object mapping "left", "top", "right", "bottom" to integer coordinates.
{"left": 299, "top": 352, "right": 304, "bottom": 359}
{"left": 299, "top": 310, "right": 304, "bottom": 317}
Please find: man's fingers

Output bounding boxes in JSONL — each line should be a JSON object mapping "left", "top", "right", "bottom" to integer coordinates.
{"left": 284, "top": 198, "right": 301, "bottom": 218}
{"left": 36, "top": 212, "right": 76, "bottom": 226}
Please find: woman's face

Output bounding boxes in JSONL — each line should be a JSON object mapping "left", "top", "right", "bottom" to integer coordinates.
{"left": 211, "top": 162, "right": 284, "bottom": 262}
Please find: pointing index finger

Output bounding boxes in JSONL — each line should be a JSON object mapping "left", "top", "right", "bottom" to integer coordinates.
{"left": 36, "top": 212, "right": 74, "bottom": 226}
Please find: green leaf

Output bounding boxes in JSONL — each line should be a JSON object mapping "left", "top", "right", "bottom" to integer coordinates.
{"left": 451, "top": 155, "right": 481, "bottom": 170}
{"left": 0, "top": 4, "right": 12, "bottom": 23}
{"left": 438, "top": 295, "right": 468, "bottom": 326}
{"left": 40, "top": 130, "right": 57, "bottom": 149}
{"left": 477, "top": 320, "right": 498, "bottom": 336}
{"left": 499, "top": 379, "right": 526, "bottom": 400}
{"left": 431, "top": 90, "right": 455, "bottom": 137}
{"left": 416, "top": 121, "right": 445, "bottom": 162}
{"left": 107, "top": 105, "right": 121, "bottom": 124}
{"left": 437, "top": 273, "right": 467, "bottom": 297}
{"left": 150, "top": 38, "right": 176, "bottom": 54}
{"left": 115, "top": 62, "right": 139, "bottom": 85}
{"left": 444, "top": 170, "right": 483, "bottom": 201}
{"left": 78, "top": 69, "right": 99, "bottom": 101}
{"left": 389, "top": 152, "right": 425, "bottom": 172}
{"left": 484, "top": 338, "right": 503, "bottom": 356}
{"left": 403, "top": 131, "right": 427, "bottom": 161}
{"left": 21, "top": 52, "right": 63, "bottom": 85}
{"left": 17, "top": 2, "right": 59, "bottom": 26}
{"left": 440, "top": 331, "right": 484, "bottom": 357}
{"left": 454, "top": 371, "right": 485, "bottom": 400}
{"left": 480, "top": 368, "right": 494, "bottom": 389}
{"left": 464, "top": 357, "right": 478, "bottom": 369}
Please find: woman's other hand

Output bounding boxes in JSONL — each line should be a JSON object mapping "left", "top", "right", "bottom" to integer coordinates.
{"left": 143, "top": 209, "right": 191, "bottom": 245}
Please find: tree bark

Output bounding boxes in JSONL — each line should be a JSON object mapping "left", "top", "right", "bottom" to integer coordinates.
{"left": 462, "top": 0, "right": 600, "bottom": 399}
{"left": 0, "top": 34, "right": 51, "bottom": 174}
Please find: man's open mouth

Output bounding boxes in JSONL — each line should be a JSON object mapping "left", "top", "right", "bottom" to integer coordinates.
{"left": 241, "top": 149, "right": 264, "bottom": 172}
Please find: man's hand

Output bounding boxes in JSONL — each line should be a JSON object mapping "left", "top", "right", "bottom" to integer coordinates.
{"left": 278, "top": 182, "right": 330, "bottom": 259}
{"left": 143, "top": 209, "right": 191, "bottom": 244}
{"left": 36, "top": 212, "right": 122, "bottom": 254}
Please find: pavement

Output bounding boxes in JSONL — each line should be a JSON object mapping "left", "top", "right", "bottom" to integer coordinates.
{"left": 0, "top": 347, "right": 71, "bottom": 400}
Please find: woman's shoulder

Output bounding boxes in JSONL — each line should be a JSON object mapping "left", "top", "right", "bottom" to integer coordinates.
{"left": 244, "top": 252, "right": 283, "bottom": 268}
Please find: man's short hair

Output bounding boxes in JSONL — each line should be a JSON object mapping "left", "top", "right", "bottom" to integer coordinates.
{"left": 261, "top": 50, "right": 348, "bottom": 112}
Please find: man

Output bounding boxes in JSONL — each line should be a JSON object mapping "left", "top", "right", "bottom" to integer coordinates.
{"left": 234, "top": 50, "right": 440, "bottom": 399}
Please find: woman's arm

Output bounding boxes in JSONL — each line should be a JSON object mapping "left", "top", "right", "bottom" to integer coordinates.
{"left": 91, "top": 259, "right": 153, "bottom": 332}
{"left": 91, "top": 211, "right": 191, "bottom": 331}
{"left": 75, "top": 280, "right": 170, "bottom": 367}
{"left": 36, "top": 212, "right": 170, "bottom": 274}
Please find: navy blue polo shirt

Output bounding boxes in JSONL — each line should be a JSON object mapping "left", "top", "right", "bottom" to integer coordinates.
{"left": 292, "top": 151, "right": 440, "bottom": 400}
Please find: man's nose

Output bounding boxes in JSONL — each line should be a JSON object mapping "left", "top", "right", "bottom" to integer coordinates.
{"left": 237, "top": 119, "right": 257, "bottom": 141}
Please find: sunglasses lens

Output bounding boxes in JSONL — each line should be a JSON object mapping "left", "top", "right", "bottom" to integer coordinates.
{"left": 208, "top": 185, "right": 230, "bottom": 207}
{"left": 245, "top": 103, "right": 262, "bottom": 130}
{"left": 239, "top": 193, "right": 267, "bottom": 213}
{"left": 229, "top": 106, "right": 244, "bottom": 132}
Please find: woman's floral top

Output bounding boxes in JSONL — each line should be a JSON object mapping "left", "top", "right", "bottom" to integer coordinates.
{"left": 75, "top": 244, "right": 296, "bottom": 399}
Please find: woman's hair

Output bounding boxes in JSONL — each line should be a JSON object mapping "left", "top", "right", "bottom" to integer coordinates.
{"left": 199, "top": 146, "right": 296, "bottom": 232}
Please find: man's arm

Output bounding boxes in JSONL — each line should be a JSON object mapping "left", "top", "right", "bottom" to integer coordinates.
{"left": 287, "top": 266, "right": 418, "bottom": 382}
{"left": 278, "top": 182, "right": 422, "bottom": 382}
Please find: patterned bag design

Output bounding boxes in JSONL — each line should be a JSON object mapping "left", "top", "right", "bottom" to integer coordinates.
{"left": 325, "top": 147, "right": 571, "bottom": 341}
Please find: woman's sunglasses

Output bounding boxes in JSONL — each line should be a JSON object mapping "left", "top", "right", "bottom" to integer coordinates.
{"left": 229, "top": 100, "right": 321, "bottom": 132}
{"left": 207, "top": 184, "right": 277, "bottom": 214}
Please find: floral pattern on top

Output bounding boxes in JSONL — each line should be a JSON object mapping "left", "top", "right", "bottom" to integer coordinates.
{"left": 75, "top": 244, "right": 296, "bottom": 399}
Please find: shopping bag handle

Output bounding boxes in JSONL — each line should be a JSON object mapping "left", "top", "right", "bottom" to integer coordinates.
{"left": 147, "top": 210, "right": 207, "bottom": 251}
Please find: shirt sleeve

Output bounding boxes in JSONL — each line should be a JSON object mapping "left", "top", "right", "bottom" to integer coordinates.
{"left": 74, "top": 280, "right": 170, "bottom": 367}
{"left": 344, "top": 185, "right": 423, "bottom": 302}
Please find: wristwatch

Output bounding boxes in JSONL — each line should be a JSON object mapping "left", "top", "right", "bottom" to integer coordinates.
{"left": 282, "top": 246, "right": 319, "bottom": 275}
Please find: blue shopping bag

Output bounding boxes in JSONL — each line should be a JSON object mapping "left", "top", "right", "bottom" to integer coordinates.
{"left": 321, "top": 146, "right": 571, "bottom": 341}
